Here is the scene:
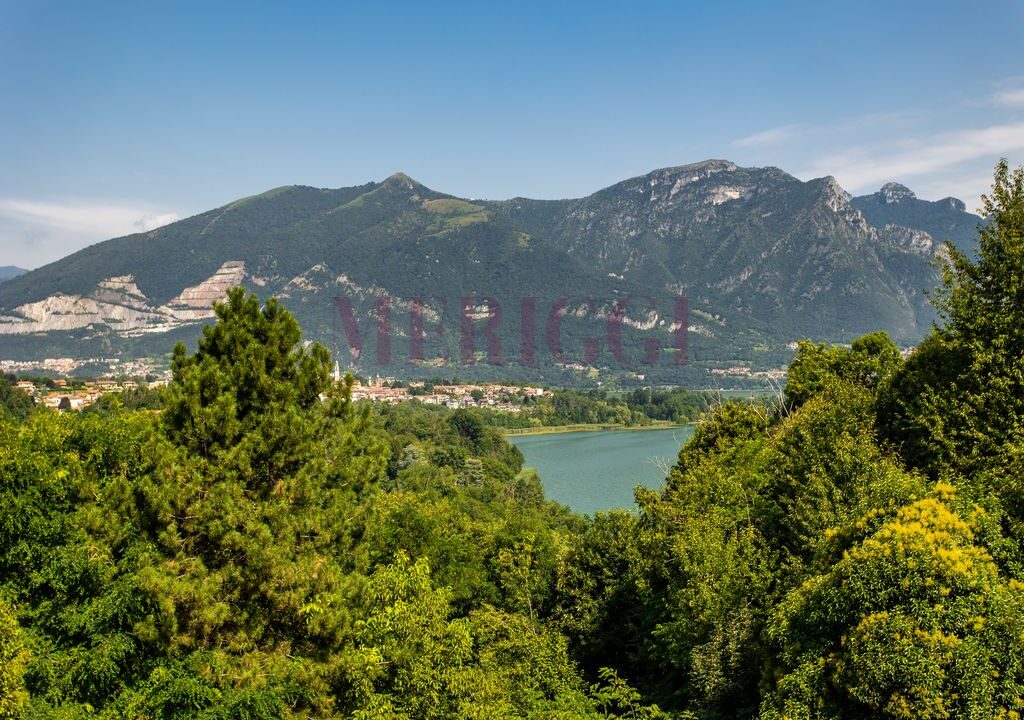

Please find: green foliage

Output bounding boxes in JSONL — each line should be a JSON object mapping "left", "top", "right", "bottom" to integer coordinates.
{"left": 589, "top": 668, "right": 674, "bottom": 720}
{"left": 623, "top": 387, "right": 712, "bottom": 424}
{"left": 547, "top": 163, "right": 1024, "bottom": 720}
{"left": 0, "top": 410, "right": 158, "bottom": 712}
{"left": 364, "top": 400, "right": 580, "bottom": 617}
{"left": 0, "top": 376, "right": 34, "bottom": 423}
{"left": 129, "top": 293, "right": 392, "bottom": 711}
{"left": 341, "top": 552, "right": 476, "bottom": 719}
{"left": 879, "top": 160, "right": 1024, "bottom": 478}
{"left": 785, "top": 331, "right": 902, "bottom": 409}
{"left": 1, "top": 291, "right": 645, "bottom": 718}
{"left": 670, "top": 400, "right": 773, "bottom": 476}
{"left": 0, "top": 598, "right": 28, "bottom": 720}
{"left": 762, "top": 484, "right": 1024, "bottom": 719}
{"left": 340, "top": 552, "right": 658, "bottom": 719}
{"left": 485, "top": 387, "right": 712, "bottom": 430}
{"left": 758, "top": 381, "right": 926, "bottom": 566}
{"left": 163, "top": 287, "right": 333, "bottom": 487}
{"left": 82, "top": 385, "right": 164, "bottom": 415}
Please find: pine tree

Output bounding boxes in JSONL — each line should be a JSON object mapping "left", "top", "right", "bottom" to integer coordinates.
{"left": 162, "top": 287, "right": 333, "bottom": 490}
{"left": 462, "top": 457, "right": 485, "bottom": 486}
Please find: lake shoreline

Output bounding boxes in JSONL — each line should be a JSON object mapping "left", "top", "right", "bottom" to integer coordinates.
{"left": 503, "top": 421, "right": 695, "bottom": 437}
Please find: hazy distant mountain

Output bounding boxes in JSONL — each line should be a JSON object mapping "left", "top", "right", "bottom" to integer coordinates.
{"left": 851, "top": 182, "right": 979, "bottom": 254}
{"left": 0, "top": 162, "right": 981, "bottom": 383}
{"left": 0, "top": 266, "right": 27, "bottom": 283}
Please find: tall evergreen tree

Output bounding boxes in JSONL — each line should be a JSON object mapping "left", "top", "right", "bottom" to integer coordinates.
{"left": 163, "top": 287, "right": 333, "bottom": 490}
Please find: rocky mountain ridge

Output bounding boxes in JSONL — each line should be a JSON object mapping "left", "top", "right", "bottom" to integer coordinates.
{"left": 0, "top": 161, "right": 981, "bottom": 383}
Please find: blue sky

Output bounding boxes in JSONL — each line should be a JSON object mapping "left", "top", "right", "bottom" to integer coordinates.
{"left": 2, "top": 0, "right": 1023, "bottom": 268}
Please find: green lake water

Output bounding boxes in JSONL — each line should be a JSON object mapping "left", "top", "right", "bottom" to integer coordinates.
{"left": 509, "top": 426, "right": 694, "bottom": 515}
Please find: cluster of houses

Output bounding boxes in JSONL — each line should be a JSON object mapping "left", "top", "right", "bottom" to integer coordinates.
{"left": 348, "top": 375, "right": 549, "bottom": 412}
{"left": 13, "top": 377, "right": 168, "bottom": 412}
{"left": 7, "top": 360, "right": 553, "bottom": 415}
{"left": 0, "top": 356, "right": 157, "bottom": 378}
{"left": 708, "top": 366, "right": 787, "bottom": 381}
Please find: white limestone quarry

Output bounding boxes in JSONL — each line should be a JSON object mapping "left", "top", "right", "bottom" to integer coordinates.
{"left": 0, "top": 293, "right": 166, "bottom": 334}
{"left": 334, "top": 273, "right": 390, "bottom": 299}
{"left": 91, "top": 276, "right": 151, "bottom": 308}
{"left": 160, "top": 261, "right": 247, "bottom": 321}
{"left": 0, "top": 261, "right": 246, "bottom": 335}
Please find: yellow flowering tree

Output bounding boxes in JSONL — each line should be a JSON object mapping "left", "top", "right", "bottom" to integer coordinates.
{"left": 761, "top": 483, "right": 1024, "bottom": 719}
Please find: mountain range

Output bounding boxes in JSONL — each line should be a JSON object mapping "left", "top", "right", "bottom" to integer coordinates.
{"left": 0, "top": 161, "right": 981, "bottom": 384}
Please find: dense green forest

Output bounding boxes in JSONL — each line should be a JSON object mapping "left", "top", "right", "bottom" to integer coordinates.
{"left": 1, "top": 161, "right": 1023, "bottom": 718}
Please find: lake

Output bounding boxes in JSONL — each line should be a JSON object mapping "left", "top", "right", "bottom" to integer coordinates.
{"left": 509, "top": 426, "right": 694, "bottom": 515}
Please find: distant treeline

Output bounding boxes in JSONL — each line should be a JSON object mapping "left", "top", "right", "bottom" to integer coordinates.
{"left": 479, "top": 387, "right": 713, "bottom": 429}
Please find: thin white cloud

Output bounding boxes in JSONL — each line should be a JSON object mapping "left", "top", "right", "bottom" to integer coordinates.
{"left": 799, "top": 122, "right": 1024, "bottom": 196}
{"left": 0, "top": 199, "right": 179, "bottom": 236}
{"left": 994, "top": 88, "right": 1024, "bottom": 108}
{"left": 731, "top": 113, "right": 914, "bottom": 151}
{"left": 134, "top": 212, "right": 180, "bottom": 232}
{"left": 0, "top": 199, "right": 179, "bottom": 268}
{"left": 911, "top": 172, "right": 992, "bottom": 212}
{"left": 731, "top": 125, "right": 801, "bottom": 148}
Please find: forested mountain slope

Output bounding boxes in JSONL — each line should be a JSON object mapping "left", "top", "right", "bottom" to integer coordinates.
{"left": 0, "top": 162, "right": 980, "bottom": 382}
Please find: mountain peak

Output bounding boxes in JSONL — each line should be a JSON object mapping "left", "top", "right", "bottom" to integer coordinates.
{"left": 634, "top": 160, "right": 739, "bottom": 194}
{"left": 384, "top": 172, "right": 422, "bottom": 188}
{"left": 940, "top": 196, "right": 967, "bottom": 212}
{"left": 816, "top": 175, "right": 853, "bottom": 211}
{"left": 879, "top": 182, "right": 916, "bottom": 204}
{"left": 660, "top": 159, "right": 738, "bottom": 176}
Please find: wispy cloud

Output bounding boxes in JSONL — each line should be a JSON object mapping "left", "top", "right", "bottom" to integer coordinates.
{"left": 133, "top": 212, "right": 180, "bottom": 232}
{"left": 0, "top": 199, "right": 179, "bottom": 268}
{"left": 731, "top": 125, "right": 801, "bottom": 148}
{"left": 797, "top": 122, "right": 1024, "bottom": 200}
{"left": 731, "top": 113, "right": 914, "bottom": 151}
{"left": 993, "top": 88, "right": 1024, "bottom": 108}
